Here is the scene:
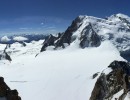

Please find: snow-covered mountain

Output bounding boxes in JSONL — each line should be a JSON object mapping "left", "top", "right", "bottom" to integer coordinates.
{"left": 0, "top": 13, "right": 130, "bottom": 100}
{"left": 41, "top": 13, "right": 130, "bottom": 56}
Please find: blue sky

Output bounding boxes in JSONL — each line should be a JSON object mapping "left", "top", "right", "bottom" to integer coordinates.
{"left": 0, "top": 0, "right": 129, "bottom": 35}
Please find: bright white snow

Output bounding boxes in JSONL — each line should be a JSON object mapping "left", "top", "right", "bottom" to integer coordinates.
{"left": 0, "top": 40, "right": 125, "bottom": 100}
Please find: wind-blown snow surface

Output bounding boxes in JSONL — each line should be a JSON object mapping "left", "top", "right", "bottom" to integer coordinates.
{"left": 0, "top": 41, "right": 124, "bottom": 100}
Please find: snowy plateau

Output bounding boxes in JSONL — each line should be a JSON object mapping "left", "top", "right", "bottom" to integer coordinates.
{"left": 1, "top": 13, "right": 130, "bottom": 100}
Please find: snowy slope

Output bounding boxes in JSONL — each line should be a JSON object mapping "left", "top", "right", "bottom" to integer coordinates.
{"left": 0, "top": 40, "right": 124, "bottom": 100}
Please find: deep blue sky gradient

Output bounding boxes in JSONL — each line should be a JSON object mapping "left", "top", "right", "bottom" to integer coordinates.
{"left": 0, "top": 0, "right": 129, "bottom": 35}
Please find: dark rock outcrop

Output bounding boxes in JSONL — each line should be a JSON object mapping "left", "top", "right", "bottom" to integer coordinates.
{"left": 4, "top": 52, "right": 12, "bottom": 62}
{"left": 0, "top": 45, "right": 12, "bottom": 61}
{"left": 40, "top": 34, "right": 58, "bottom": 52}
{"left": 92, "top": 72, "right": 100, "bottom": 79}
{"left": 0, "top": 77, "right": 21, "bottom": 100}
{"left": 79, "top": 23, "right": 101, "bottom": 48}
{"left": 54, "top": 16, "right": 84, "bottom": 48}
{"left": 40, "top": 16, "right": 87, "bottom": 52}
{"left": 90, "top": 60, "right": 130, "bottom": 100}
{"left": 0, "top": 52, "right": 12, "bottom": 62}
{"left": 90, "top": 73, "right": 108, "bottom": 100}
{"left": 20, "top": 42, "right": 26, "bottom": 47}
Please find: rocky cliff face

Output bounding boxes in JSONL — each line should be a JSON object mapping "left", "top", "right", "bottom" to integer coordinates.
{"left": 90, "top": 61, "right": 130, "bottom": 100}
{"left": 41, "top": 16, "right": 101, "bottom": 52}
{"left": 0, "top": 77, "right": 21, "bottom": 100}
{"left": 54, "top": 16, "right": 85, "bottom": 48}
{"left": 0, "top": 45, "right": 12, "bottom": 62}
{"left": 79, "top": 23, "right": 101, "bottom": 48}
{"left": 41, "top": 14, "right": 130, "bottom": 62}
{"left": 40, "top": 34, "right": 58, "bottom": 52}
{"left": 40, "top": 14, "right": 130, "bottom": 57}
{"left": 0, "top": 52, "right": 12, "bottom": 62}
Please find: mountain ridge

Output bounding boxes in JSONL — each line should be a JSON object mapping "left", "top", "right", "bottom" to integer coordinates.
{"left": 40, "top": 13, "right": 130, "bottom": 58}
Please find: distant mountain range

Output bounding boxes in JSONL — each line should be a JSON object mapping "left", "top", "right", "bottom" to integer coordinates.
{"left": 0, "top": 34, "right": 48, "bottom": 44}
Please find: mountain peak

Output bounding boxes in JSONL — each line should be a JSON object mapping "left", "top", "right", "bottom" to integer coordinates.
{"left": 77, "top": 15, "right": 86, "bottom": 19}
{"left": 115, "top": 13, "right": 130, "bottom": 19}
{"left": 108, "top": 13, "right": 130, "bottom": 22}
